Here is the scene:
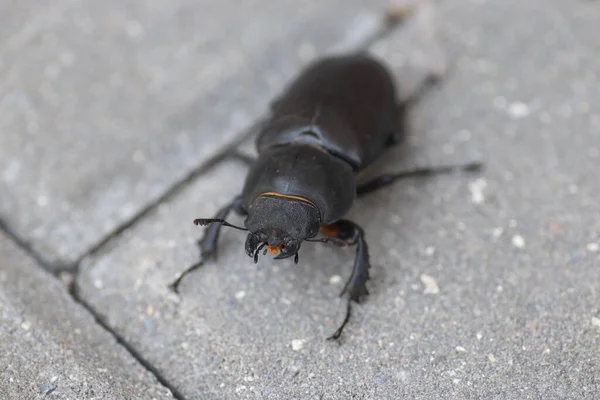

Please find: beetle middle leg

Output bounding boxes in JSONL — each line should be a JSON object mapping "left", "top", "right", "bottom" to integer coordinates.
{"left": 357, "top": 161, "right": 482, "bottom": 197}
{"left": 169, "top": 195, "right": 246, "bottom": 293}
{"left": 320, "top": 219, "right": 370, "bottom": 340}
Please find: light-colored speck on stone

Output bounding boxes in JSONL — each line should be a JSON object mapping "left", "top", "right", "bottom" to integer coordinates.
{"left": 420, "top": 274, "right": 439, "bottom": 294}
{"left": 455, "top": 346, "right": 466, "bottom": 352}
{"left": 234, "top": 290, "right": 246, "bottom": 300}
{"left": 468, "top": 178, "right": 487, "bottom": 204}
{"left": 291, "top": 339, "right": 305, "bottom": 351}
{"left": 507, "top": 102, "right": 530, "bottom": 119}
{"left": 586, "top": 243, "right": 599, "bottom": 253}
{"left": 329, "top": 275, "right": 342, "bottom": 285}
{"left": 591, "top": 317, "right": 600, "bottom": 328}
{"left": 488, "top": 353, "right": 497, "bottom": 362}
{"left": 512, "top": 234, "right": 525, "bottom": 249}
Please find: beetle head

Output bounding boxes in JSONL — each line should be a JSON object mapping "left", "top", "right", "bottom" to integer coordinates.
{"left": 244, "top": 195, "right": 320, "bottom": 263}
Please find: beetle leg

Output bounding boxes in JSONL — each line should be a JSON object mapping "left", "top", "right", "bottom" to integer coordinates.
{"left": 356, "top": 161, "right": 482, "bottom": 197}
{"left": 387, "top": 72, "right": 443, "bottom": 147}
{"left": 231, "top": 152, "right": 257, "bottom": 167}
{"left": 321, "top": 220, "right": 370, "bottom": 300}
{"left": 169, "top": 195, "right": 246, "bottom": 293}
{"left": 197, "top": 195, "right": 246, "bottom": 260}
{"left": 321, "top": 220, "right": 370, "bottom": 340}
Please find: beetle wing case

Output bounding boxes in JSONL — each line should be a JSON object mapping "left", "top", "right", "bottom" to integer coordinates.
{"left": 256, "top": 53, "right": 399, "bottom": 170}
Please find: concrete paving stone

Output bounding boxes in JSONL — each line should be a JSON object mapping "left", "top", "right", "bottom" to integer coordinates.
{"left": 0, "top": 0, "right": 394, "bottom": 268}
{"left": 0, "top": 232, "right": 171, "bottom": 399}
{"left": 77, "top": 0, "right": 600, "bottom": 398}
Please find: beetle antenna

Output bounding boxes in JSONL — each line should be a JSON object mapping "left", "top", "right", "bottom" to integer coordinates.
{"left": 193, "top": 218, "right": 248, "bottom": 231}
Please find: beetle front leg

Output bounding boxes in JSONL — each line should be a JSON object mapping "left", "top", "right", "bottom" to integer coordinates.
{"left": 198, "top": 195, "right": 246, "bottom": 261}
{"left": 320, "top": 219, "right": 371, "bottom": 340}
{"left": 169, "top": 195, "right": 246, "bottom": 293}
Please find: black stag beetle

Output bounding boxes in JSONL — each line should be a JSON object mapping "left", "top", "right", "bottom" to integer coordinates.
{"left": 170, "top": 52, "right": 481, "bottom": 340}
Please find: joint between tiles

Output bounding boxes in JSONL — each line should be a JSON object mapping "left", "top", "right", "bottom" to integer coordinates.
{"left": 69, "top": 282, "right": 188, "bottom": 400}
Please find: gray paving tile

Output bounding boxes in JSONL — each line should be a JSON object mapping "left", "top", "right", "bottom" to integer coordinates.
{"left": 0, "top": 0, "right": 391, "bottom": 268}
{"left": 76, "top": 0, "right": 600, "bottom": 398}
{"left": 0, "top": 232, "right": 171, "bottom": 400}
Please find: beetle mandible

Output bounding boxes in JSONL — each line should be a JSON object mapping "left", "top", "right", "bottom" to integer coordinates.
{"left": 171, "top": 52, "right": 452, "bottom": 340}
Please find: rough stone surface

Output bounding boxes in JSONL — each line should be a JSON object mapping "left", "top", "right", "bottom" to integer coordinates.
{"left": 0, "top": 233, "right": 171, "bottom": 400}
{"left": 76, "top": 0, "right": 600, "bottom": 398}
{"left": 0, "top": 0, "right": 583, "bottom": 399}
{"left": 0, "top": 0, "right": 392, "bottom": 268}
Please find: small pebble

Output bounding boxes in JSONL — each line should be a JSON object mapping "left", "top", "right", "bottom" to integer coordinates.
{"left": 420, "top": 274, "right": 440, "bottom": 294}
{"left": 591, "top": 317, "right": 600, "bottom": 328}
{"left": 476, "top": 332, "right": 483, "bottom": 341}
{"left": 488, "top": 353, "right": 496, "bottom": 362}
{"left": 507, "top": 102, "right": 530, "bottom": 119}
{"left": 512, "top": 235, "right": 525, "bottom": 249}
{"left": 21, "top": 321, "right": 31, "bottom": 331}
{"left": 586, "top": 243, "right": 599, "bottom": 253}
{"left": 455, "top": 346, "right": 466, "bottom": 352}
{"left": 329, "top": 275, "right": 342, "bottom": 285}
{"left": 234, "top": 290, "right": 246, "bottom": 300}
{"left": 291, "top": 339, "right": 305, "bottom": 351}
{"left": 468, "top": 178, "right": 487, "bottom": 204}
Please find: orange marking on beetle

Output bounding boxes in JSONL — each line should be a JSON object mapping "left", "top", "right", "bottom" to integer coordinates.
{"left": 258, "top": 192, "right": 317, "bottom": 208}
{"left": 267, "top": 245, "right": 281, "bottom": 255}
{"left": 320, "top": 224, "right": 340, "bottom": 237}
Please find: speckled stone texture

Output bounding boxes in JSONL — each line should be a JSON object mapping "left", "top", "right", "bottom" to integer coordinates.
{"left": 1, "top": 0, "right": 599, "bottom": 398}
{"left": 0, "top": 0, "right": 391, "bottom": 268}
{"left": 75, "top": 0, "right": 600, "bottom": 398}
{"left": 0, "top": 232, "right": 171, "bottom": 400}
